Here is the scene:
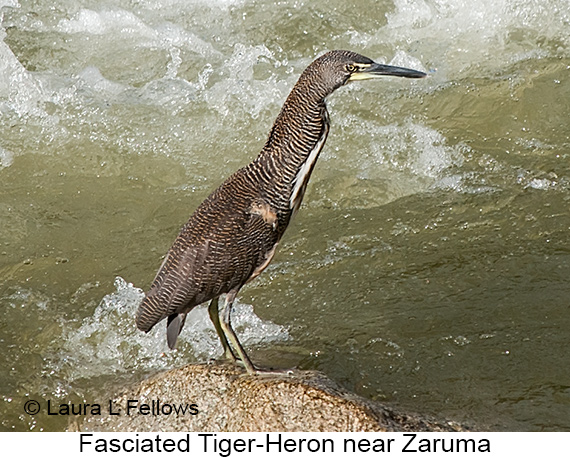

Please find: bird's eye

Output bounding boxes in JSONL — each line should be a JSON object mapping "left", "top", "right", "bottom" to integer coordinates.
{"left": 346, "top": 64, "right": 357, "bottom": 73}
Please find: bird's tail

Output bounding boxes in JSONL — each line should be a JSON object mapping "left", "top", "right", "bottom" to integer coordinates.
{"left": 166, "top": 313, "right": 187, "bottom": 349}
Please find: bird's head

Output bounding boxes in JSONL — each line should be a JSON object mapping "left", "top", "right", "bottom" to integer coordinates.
{"left": 308, "top": 50, "right": 427, "bottom": 95}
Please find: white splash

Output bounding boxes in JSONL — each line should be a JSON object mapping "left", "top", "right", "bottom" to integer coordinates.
{"left": 353, "top": 119, "right": 468, "bottom": 196}
{"left": 350, "top": 0, "right": 570, "bottom": 76}
{"left": 53, "top": 277, "right": 289, "bottom": 382}
{"left": 203, "top": 44, "right": 290, "bottom": 119}
{"left": 0, "top": 146, "right": 13, "bottom": 169}
{"left": 0, "top": 31, "right": 46, "bottom": 118}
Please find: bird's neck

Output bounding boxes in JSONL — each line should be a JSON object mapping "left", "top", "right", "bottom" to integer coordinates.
{"left": 253, "top": 84, "right": 330, "bottom": 213}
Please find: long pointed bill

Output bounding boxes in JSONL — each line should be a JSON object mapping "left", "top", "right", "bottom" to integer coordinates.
{"left": 349, "top": 62, "right": 427, "bottom": 81}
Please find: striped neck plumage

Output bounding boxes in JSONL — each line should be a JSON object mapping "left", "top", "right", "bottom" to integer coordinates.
{"left": 251, "top": 61, "right": 336, "bottom": 215}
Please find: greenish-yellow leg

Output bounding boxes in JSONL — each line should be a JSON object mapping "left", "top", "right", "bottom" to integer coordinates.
{"left": 208, "top": 297, "right": 236, "bottom": 361}
{"left": 219, "top": 290, "right": 257, "bottom": 374}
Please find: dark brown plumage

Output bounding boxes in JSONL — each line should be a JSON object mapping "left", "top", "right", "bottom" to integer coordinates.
{"left": 135, "top": 50, "right": 426, "bottom": 374}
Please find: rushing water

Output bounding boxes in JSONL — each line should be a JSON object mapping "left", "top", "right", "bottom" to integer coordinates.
{"left": 1, "top": 0, "right": 569, "bottom": 432}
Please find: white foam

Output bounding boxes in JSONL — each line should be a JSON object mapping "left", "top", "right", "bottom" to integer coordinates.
{"left": 0, "top": 0, "right": 18, "bottom": 10}
{"left": 0, "top": 146, "right": 13, "bottom": 169}
{"left": 403, "top": 122, "right": 466, "bottom": 178}
{"left": 526, "top": 178, "right": 555, "bottom": 190}
{"left": 52, "top": 277, "right": 289, "bottom": 383}
{"left": 203, "top": 44, "right": 290, "bottom": 119}
{"left": 153, "top": 22, "right": 220, "bottom": 58}
{"left": 57, "top": 9, "right": 153, "bottom": 36}
{"left": 351, "top": 0, "right": 569, "bottom": 76}
{"left": 389, "top": 50, "right": 427, "bottom": 74}
{"left": 57, "top": 8, "right": 219, "bottom": 58}
{"left": 517, "top": 169, "right": 562, "bottom": 191}
{"left": 0, "top": 37, "right": 46, "bottom": 118}
{"left": 77, "top": 66, "right": 126, "bottom": 98}
{"left": 354, "top": 119, "right": 467, "bottom": 193}
{"left": 132, "top": 0, "right": 247, "bottom": 10}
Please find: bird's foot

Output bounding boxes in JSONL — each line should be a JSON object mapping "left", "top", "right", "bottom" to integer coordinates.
{"left": 222, "top": 347, "right": 238, "bottom": 362}
{"left": 253, "top": 368, "right": 295, "bottom": 378}
{"left": 242, "top": 365, "right": 296, "bottom": 377}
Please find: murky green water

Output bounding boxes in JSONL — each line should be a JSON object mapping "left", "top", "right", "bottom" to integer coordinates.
{"left": 1, "top": 0, "right": 569, "bottom": 431}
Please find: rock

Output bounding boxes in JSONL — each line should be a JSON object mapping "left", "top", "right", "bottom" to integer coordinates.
{"left": 73, "top": 362, "right": 467, "bottom": 432}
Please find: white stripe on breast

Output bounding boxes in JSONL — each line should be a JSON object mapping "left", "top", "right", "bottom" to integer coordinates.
{"left": 289, "top": 122, "right": 329, "bottom": 213}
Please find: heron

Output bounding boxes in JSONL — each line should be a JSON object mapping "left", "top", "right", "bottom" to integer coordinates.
{"left": 135, "top": 50, "right": 426, "bottom": 374}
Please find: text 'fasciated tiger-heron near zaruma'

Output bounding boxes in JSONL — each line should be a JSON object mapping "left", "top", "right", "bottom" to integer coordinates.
{"left": 135, "top": 50, "right": 426, "bottom": 374}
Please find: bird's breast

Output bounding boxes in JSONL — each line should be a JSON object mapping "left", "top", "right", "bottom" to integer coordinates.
{"left": 289, "top": 120, "right": 330, "bottom": 214}
{"left": 247, "top": 241, "right": 279, "bottom": 284}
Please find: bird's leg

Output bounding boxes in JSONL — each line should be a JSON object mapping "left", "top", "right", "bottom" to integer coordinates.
{"left": 207, "top": 297, "right": 236, "bottom": 361}
{"left": 219, "top": 289, "right": 257, "bottom": 375}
